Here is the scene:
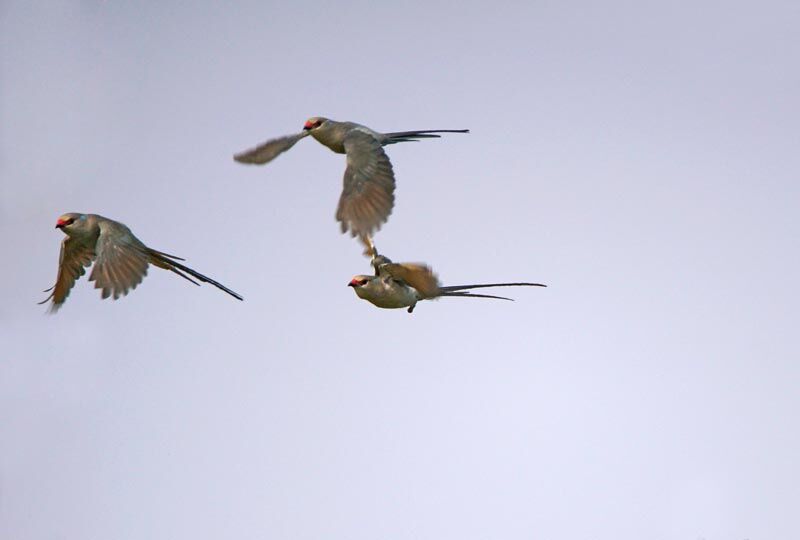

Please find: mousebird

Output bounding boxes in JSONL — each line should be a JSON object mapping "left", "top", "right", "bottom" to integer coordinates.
{"left": 234, "top": 116, "right": 468, "bottom": 238}
{"left": 40, "top": 213, "right": 242, "bottom": 312}
{"left": 348, "top": 247, "right": 545, "bottom": 313}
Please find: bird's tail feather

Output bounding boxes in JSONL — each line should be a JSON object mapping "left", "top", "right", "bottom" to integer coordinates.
{"left": 439, "top": 291, "right": 514, "bottom": 301}
{"left": 439, "top": 281, "right": 548, "bottom": 301}
{"left": 384, "top": 129, "right": 469, "bottom": 144}
{"left": 440, "top": 282, "right": 547, "bottom": 293}
{"left": 148, "top": 250, "right": 243, "bottom": 301}
{"left": 148, "top": 248, "right": 186, "bottom": 261}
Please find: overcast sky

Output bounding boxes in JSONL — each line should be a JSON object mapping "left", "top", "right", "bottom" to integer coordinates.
{"left": 2, "top": 1, "right": 799, "bottom": 539}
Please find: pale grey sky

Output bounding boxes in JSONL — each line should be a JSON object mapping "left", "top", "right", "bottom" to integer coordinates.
{"left": 2, "top": 1, "right": 799, "bottom": 539}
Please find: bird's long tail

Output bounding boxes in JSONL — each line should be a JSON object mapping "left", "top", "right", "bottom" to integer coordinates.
{"left": 439, "top": 291, "right": 516, "bottom": 301}
{"left": 439, "top": 282, "right": 546, "bottom": 301}
{"left": 148, "top": 249, "right": 244, "bottom": 301}
{"left": 383, "top": 129, "right": 469, "bottom": 144}
{"left": 441, "top": 282, "right": 547, "bottom": 292}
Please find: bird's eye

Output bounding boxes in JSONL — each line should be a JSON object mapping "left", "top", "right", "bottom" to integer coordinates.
{"left": 63, "top": 218, "right": 75, "bottom": 225}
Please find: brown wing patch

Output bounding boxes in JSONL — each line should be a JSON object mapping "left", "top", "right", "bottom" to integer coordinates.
{"left": 89, "top": 230, "right": 150, "bottom": 300}
{"left": 40, "top": 236, "right": 97, "bottom": 311}
{"left": 382, "top": 263, "right": 441, "bottom": 299}
{"left": 336, "top": 130, "right": 396, "bottom": 237}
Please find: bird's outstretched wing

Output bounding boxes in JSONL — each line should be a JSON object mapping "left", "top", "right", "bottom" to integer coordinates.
{"left": 39, "top": 236, "right": 97, "bottom": 311}
{"left": 88, "top": 221, "right": 150, "bottom": 300}
{"left": 233, "top": 132, "right": 309, "bottom": 165}
{"left": 336, "top": 130, "right": 396, "bottom": 237}
{"left": 381, "top": 262, "right": 441, "bottom": 299}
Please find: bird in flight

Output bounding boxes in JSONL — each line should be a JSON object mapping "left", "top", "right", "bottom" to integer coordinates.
{"left": 233, "top": 117, "right": 468, "bottom": 238}
{"left": 40, "top": 213, "right": 243, "bottom": 312}
{"left": 348, "top": 245, "right": 546, "bottom": 313}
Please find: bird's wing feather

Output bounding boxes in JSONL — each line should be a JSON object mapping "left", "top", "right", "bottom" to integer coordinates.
{"left": 40, "top": 236, "right": 97, "bottom": 311}
{"left": 88, "top": 221, "right": 150, "bottom": 300}
{"left": 381, "top": 262, "right": 441, "bottom": 298}
{"left": 233, "top": 131, "right": 309, "bottom": 165}
{"left": 335, "top": 130, "right": 396, "bottom": 237}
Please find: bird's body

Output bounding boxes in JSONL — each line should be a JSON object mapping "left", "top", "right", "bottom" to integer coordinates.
{"left": 40, "top": 213, "right": 242, "bottom": 312}
{"left": 306, "top": 120, "right": 373, "bottom": 153}
{"left": 234, "top": 117, "right": 468, "bottom": 238}
{"left": 349, "top": 251, "right": 546, "bottom": 313}
{"left": 351, "top": 274, "right": 420, "bottom": 310}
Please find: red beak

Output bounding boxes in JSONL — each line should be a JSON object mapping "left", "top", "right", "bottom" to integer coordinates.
{"left": 348, "top": 279, "right": 359, "bottom": 287}
{"left": 55, "top": 219, "right": 67, "bottom": 229}
{"left": 303, "top": 120, "right": 315, "bottom": 130}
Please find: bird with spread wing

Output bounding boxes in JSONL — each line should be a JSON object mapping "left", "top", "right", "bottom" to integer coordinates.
{"left": 40, "top": 213, "right": 243, "bottom": 312}
{"left": 348, "top": 240, "right": 546, "bottom": 313}
{"left": 234, "top": 117, "right": 468, "bottom": 239}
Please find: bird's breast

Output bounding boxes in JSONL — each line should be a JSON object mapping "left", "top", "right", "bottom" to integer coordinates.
{"left": 311, "top": 127, "right": 347, "bottom": 154}
{"left": 358, "top": 281, "right": 418, "bottom": 309}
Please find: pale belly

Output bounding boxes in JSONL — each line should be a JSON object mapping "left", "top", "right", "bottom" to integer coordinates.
{"left": 367, "top": 294, "right": 415, "bottom": 309}
{"left": 358, "top": 280, "right": 418, "bottom": 309}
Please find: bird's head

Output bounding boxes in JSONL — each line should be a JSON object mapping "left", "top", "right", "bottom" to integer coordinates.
{"left": 348, "top": 275, "right": 373, "bottom": 298}
{"left": 55, "top": 213, "right": 87, "bottom": 234}
{"left": 303, "top": 117, "right": 328, "bottom": 131}
{"left": 348, "top": 275, "right": 371, "bottom": 288}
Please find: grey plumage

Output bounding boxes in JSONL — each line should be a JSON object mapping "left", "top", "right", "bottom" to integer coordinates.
{"left": 40, "top": 213, "right": 243, "bottom": 312}
{"left": 349, "top": 247, "right": 546, "bottom": 313}
{"left": 234, "top": 116, "right": 468, "bottom": 238}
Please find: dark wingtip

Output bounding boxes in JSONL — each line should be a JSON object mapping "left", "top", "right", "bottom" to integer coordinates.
{"left": 38, "top": 288, "right": 56, "bottom": 307}
{"left": 233, "top": 153, "right": 255, "bottom": 164}
{"left": 38, "top": 298, "right": 60, "bottom": 314}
